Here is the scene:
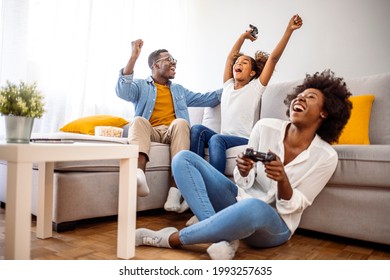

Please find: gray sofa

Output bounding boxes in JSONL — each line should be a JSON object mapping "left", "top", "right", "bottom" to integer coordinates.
{"left": 1, "top": 73, "right": 389, "bottom": 245}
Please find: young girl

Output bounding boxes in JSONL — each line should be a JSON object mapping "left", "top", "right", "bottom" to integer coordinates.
{"left": 191, "top": 14, "right": 303, "bottom": 173}
{"left": 164, "top": 15, "right": 303, "bottom": 214}
{"left": 136, "top": 70, "right": 353, "bottom": 260}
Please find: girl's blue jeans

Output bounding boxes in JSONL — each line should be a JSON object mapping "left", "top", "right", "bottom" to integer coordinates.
{"left": 172, "top": 150, "right": 291, "bottom": 248}
{"left": 190, "top": 124, "right": 248, "bottom": 173}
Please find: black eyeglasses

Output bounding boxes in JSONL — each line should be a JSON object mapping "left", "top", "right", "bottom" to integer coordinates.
{"left": 155, "top": 56, "right": 177, "bottom": 64}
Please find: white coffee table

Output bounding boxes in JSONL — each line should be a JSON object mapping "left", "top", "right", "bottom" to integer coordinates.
{"left": 0, "top": 142, "right": 138, "bottom": 260}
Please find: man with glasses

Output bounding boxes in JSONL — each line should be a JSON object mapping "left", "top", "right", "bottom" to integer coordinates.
{"left": 116, "top": 39, "right": 222, "bottom": 209}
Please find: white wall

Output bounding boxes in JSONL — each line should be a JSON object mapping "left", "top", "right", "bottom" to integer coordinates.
{"left": 1, "top": 0, "right": 389, "bottom": 135}
{"left": 175, "top": 0, "right": 390, "bottom": 91}
{"left": 2, "top": 0, "right": 389, "bottom": 91}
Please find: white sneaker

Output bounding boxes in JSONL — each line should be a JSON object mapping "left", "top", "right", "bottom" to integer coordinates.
{"left": 136, "top": 227, "right": 178, "bottom": 248}
{"left": 207, "top": 240, "right": 240, "bottom": 260}
{"left": 178, "top": 200, "right": 189, "bottom": 213}
{"left": 185, "top": 215, "right": 199, "bottom": 226}
{"left": 164, "top": 187, "right": 182, "bottom": 212}
{"left": 137, "top": 169, "right": 150, "bottom": 197}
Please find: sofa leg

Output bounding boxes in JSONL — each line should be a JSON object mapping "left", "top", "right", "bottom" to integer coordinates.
{"left": 53, "top": 221, "right": 76, "bottom": 232}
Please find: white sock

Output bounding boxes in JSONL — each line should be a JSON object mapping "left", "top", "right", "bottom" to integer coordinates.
{"left": 207, "top": 240, "right": 240, "bottom": 260}
{"left": 185, "top": 215, "right": 199, "bottom": 226}
{"left": 136, "top": 227, "right": 178, "bottom": 248}
{"left": 137, "top": 168, "right": 150, "bottom": 197}
{"left": 164, "top": 187, "right": 182, "bottom": 212}
{"left": 177, "top": 200, "right": 189, "bottom": 213}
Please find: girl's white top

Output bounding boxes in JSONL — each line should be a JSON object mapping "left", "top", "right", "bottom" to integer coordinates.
{"left": 220, "top": 78, "right": 265, "bottom": 138}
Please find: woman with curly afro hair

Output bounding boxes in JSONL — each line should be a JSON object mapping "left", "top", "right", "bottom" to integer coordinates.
{"left": 135, "top": 70, "right": 352, "bottom": 260}
{"left": 284, "top": 69, "right": 352, "bottom": 144}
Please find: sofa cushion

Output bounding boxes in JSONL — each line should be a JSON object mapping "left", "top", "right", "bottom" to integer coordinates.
{"left": 145, "top": 143, "right": 171, "bottom": 172}
{"left": 329, "top": 145, "right": 390, "bottom": 187}
{"left": 204, "top": 144, "right": 246, "bottom": 177}
{"left": 59, "top": 115, "right": 129, "bottom": 135}
{"left": 202, "top": 104, "right": 221, "bottom": 133}
{"left": 344, "top": 73, "right": 390, "bottom": 144}
{"left": 260, "top": 79, "right": 301, "bottom": 121}
{"left": 337, "top": 95, "right": 375, "bottom": 145}
{"left": 225, "top": 145, "right": 247, "bottom": 176}
{"left": 188, "top": 107, "right": 205, "bottom": 126}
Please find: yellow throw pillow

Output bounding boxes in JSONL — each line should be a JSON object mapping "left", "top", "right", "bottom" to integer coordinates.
{"left": 337, "top": 95, "right": 375, "bottom": 145}
{"left": 60, "top": 115, "right": 129, "bottom": 135}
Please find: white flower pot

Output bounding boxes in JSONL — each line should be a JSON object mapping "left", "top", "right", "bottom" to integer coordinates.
{"left": 4, "top": 116, "right": 35, "bottom": 143}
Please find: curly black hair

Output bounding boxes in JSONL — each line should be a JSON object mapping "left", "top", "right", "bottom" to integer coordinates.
{"left": 253, "top": 51, "right": 269, "bottom": 77}
{"left": 284, "top": 70, "right": 353, "bottom": 144}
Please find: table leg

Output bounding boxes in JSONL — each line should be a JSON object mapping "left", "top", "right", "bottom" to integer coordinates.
{"left": 5, "top": 162, "right": 33, "bottom": 260}
{"left": 36, "top": 162, "right": 54, "bottom": 239}
{"left": 117, "top": 157, "right": 137, "bottom": 259}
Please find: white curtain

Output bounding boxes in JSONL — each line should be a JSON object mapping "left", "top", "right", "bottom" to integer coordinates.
{"left": 0, "top": 0, "right": 189, "bottom": 136}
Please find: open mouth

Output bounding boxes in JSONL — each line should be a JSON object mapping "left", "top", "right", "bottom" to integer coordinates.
{"left": 234, "top": 66, "right": 243, "bottom": 73}
{"left": 292, "top": 103, "right": 305, "bottom": 112}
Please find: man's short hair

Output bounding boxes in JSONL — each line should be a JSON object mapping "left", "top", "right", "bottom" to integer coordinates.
{"left": 148, "top": 49, "right": 169, "bottom": 69}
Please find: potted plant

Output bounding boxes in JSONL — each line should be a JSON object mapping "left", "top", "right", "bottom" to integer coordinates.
{"left": 0, "top": 80, "right": 45, "bottom": 143}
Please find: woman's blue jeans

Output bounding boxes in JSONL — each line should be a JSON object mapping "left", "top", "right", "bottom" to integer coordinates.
{"left": 172, "top": 150, "right": 291, "bottom": 248}
{"left": 190, "top": 124, "right": 248, "bottom": 173}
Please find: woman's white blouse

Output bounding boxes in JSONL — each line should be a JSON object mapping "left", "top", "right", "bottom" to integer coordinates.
{"left": 234, "top": 118, "right": 338, "bottom": 235}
